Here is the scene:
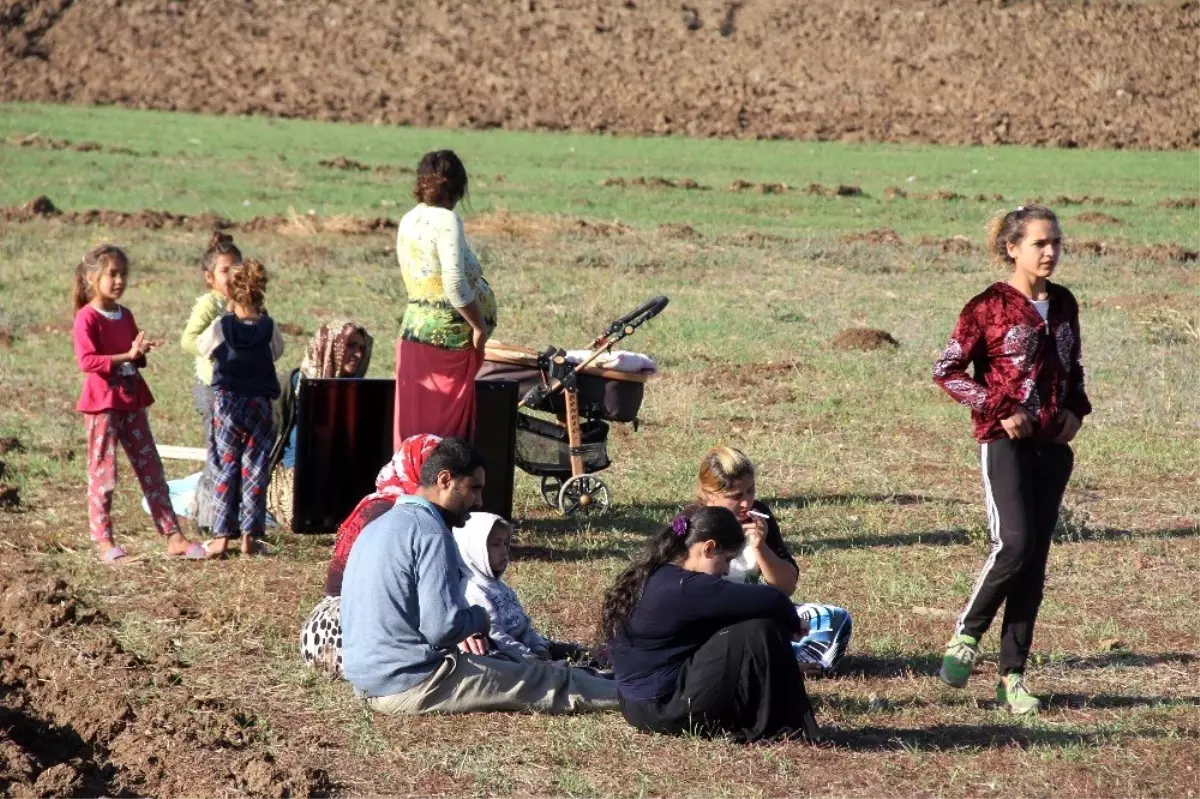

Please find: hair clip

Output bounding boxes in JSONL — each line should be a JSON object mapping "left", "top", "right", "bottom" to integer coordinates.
{"left": 1014, "top": 205, "right": 1025, "bottom": 213}
{"left": 671, "top": 514, "right": 690, "bottom": 537}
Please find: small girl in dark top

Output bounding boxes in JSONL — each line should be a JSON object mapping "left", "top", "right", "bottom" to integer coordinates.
{"left": 601, "top": 506, "right": 820, "bottom": 744}
{"left": 694, "top": 445, "right": 853, "bottom": 675}
{"left": 196, "top": 260, "right": 283, "bottom": 557}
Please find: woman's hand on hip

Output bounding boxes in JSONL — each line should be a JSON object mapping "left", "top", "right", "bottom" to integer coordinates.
{"left": 1054, "top": 410, "right": 1082, "bottom": 444}
{"left": 1000, "top": 407, "right": 1034, "bottom": 439}
{"left": 472, "top": 326, "right": 489, "bottom": 354}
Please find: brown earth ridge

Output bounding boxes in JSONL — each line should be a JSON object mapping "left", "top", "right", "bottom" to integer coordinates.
{"left": 1, "top": 0, "right": 1196, "bottom": 150}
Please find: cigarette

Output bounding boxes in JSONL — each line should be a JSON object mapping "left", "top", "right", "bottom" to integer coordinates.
{"left": 747, "top": 510, "right": 769, "bottom": 520}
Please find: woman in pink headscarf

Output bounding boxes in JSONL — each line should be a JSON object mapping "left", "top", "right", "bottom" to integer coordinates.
{"left": 299, "top": 434, "right": 442, "bottom": 679}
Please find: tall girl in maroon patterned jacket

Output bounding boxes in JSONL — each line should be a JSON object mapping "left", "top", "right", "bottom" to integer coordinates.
{"left": 932, "top": 205, "right": 1091, "bottom": 715}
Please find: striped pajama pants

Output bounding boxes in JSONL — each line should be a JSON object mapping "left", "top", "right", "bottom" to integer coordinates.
{"left": 956, "top": 438, "right": 1074, "bottom": 673}
{"left": 209, "top": 389, "right": 274, "bottom": 538}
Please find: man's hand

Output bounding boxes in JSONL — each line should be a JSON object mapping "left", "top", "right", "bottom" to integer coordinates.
{"left": 459, "top": 634, "right": 489, "bottom": 656}
{"left": 1054, "top": 410, "right": 1082, "bottom": 444}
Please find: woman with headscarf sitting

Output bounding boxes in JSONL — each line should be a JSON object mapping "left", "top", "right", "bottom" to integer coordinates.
{"left": 267, "top": 320, "right": 373, "bottom": 531}
{"left": 300, "top": 434, "right": 442, "bottom": 679}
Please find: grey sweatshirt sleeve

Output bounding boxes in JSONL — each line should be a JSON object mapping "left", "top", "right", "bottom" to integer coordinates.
{"left": 414, "top": 529, "right": 489, "bottom": 648}
{"left": 517, "top": 622, "right": 550, "bottom": 655}
{"left": 464, "top": 582, "right": 535, "bottom": 659}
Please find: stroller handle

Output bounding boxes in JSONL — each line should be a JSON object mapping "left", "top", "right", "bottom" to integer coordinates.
{"left": 524, "top": 296, "right": 668, "bottom": 409}
{"left": 615, "top": 296, "right": 669, "bottom": 329}
{"left": 596, "top": 296, "right": 669, "bottom": 344}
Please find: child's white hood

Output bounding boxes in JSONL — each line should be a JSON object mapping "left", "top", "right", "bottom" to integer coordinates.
{"left": 453, "top": 511, "right": 504, "bottom": 584}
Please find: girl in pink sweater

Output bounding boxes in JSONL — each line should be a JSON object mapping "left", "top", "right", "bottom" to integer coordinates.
{"left": 71, "top": 245, "right": 206, "bottom": 563}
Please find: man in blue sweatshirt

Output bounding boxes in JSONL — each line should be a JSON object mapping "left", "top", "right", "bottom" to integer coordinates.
{"left": 341, "top": 437, "right": 617, "bottom": 715}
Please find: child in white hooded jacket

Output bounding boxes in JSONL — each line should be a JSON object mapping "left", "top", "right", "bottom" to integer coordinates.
{"left": 453, "top": 512, "right": 600, "bottom": 666}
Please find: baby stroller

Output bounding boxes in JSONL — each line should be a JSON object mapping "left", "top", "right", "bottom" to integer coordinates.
{"left": 478, "top": 296, "right": 668, "bottom": 516}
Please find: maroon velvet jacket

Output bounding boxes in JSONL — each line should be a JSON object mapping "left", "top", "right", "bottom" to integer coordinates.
{"left": 933, "top": 281, "right": 1092, "bottom": 444}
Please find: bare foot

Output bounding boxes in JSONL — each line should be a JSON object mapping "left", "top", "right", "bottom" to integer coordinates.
{"left": 240, "top": 535, "right": 263, "bottom": 556}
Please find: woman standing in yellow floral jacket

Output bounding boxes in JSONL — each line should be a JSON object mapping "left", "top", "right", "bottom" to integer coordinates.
{"left": 393, "top": 150, "right": 497, "bottom": 449}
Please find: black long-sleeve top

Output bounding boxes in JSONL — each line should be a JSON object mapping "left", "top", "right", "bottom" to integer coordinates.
{"left": 608, "top": 563, "right": 802, "bottom": 702}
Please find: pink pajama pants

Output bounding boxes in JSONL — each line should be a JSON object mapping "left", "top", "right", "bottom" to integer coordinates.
{"left": 84, "top": 409, "right": 180, "bottom": 543}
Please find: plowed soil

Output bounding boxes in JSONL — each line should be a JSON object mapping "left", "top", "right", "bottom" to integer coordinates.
{"left": 2, "top": 0, "right": 1196, "bottom": 149}
{"left": 0, "top": 561, "right": 333, "bottom": 798}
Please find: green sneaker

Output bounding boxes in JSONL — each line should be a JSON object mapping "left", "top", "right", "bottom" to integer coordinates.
{"left": 997, "top": 673, "right": 1042, "bottom": 715}
{"left": 938, "top": 634, "right": 979, "bottom": 688}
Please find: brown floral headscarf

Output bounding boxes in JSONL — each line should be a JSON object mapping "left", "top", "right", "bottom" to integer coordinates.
{"left": 299, "top": 319, "right": 374, "bottom": 379}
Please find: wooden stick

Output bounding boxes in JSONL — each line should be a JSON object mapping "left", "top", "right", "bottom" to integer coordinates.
{"left": 156, "top": 445, "right": 206, "bottom": 461}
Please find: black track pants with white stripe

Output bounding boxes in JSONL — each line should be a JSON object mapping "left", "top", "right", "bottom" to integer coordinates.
{"left": 957, "top": 438, "right": 1074, "bottom": 673}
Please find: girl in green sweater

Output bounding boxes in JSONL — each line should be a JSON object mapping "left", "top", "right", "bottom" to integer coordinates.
{"left": 180, "top": 232, "right": 242, "bottom": 531}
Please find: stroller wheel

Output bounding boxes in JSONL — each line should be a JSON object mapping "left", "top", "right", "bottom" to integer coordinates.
{"left": 539, "top": 476, "right": 563, "bottom": 509}
{"left": 558, "top": 475, "right": 611, "bottom": 517}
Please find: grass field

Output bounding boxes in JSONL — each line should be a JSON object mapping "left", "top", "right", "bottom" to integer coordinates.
{"left": 0, "top": 103, "right": 1197, "bottom": 797}
{"left": 2, "top": 103, "right": 1199, "bottom": 243}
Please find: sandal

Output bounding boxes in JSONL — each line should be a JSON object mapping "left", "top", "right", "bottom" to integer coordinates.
{"left": 100, "top": 545, "right": 129, "bottom": 564}
{"left": 202, "top": 539, "right": 229, "bottom": 560}
{"left": 165, "top": 541, "right": 208, "bottom": 561}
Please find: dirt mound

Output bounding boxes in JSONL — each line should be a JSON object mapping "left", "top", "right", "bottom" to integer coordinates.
{"left": 1054, "top": 195, "right": 1134, "bottom": 207}
{"left": 1160, "top": 197, "right": 1199, "bottom": 209}
{"left": 602, "top": 176, "right": 708, "bottom": 190}
{"left": 832, "top": 328, "right": 900, "bottom": 351}
{"left": 844, "top": 229, "right": 903, "bottom": 246}
{"left": 0, "top": 571, "right": 333, "bottom": 798}
{"left": 932, "top": 236, "right": 976, "bottom": 255}
{"left": 1132, "top": 244, "right": 1199, "bottom": 262}
{"left": 1, "top": 197, "right": 395, "bottom": 236}
{"left": 728, "top": 180, "right": 791, "bottom": 194}
{"left": 2, "top": 134, "right": 138, "bottom": 156}
{"left": 318, "top": 156, "right": 413, "bottom": 175}
{"left": 1, "top": 1, "right": 1194, "bottom": 149}
{"left": 715, "top": 231, "right": 792, "bottom": 247}
{"left": 1075, "top": 211, "right": 1124, "bottom": 225}
{"left": 656, "top": 222, "right": 703, "bottom": 240}
{"left": 3, "top": 197, "right": 233, "bottom": 231}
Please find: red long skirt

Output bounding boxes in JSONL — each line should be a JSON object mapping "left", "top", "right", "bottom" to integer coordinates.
{"left": 393, "top": 339, "right": 483, "bottom": 450}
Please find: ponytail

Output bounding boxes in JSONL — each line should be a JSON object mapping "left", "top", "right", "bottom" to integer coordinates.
{"left": 599, "top": 506, "right": 745, "bottom": 642}
{"left": 227, "top": 258, "right": 269, "bottom": 312}
{"left": 72, "top": 261, "right": 92, "bottom": 311}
